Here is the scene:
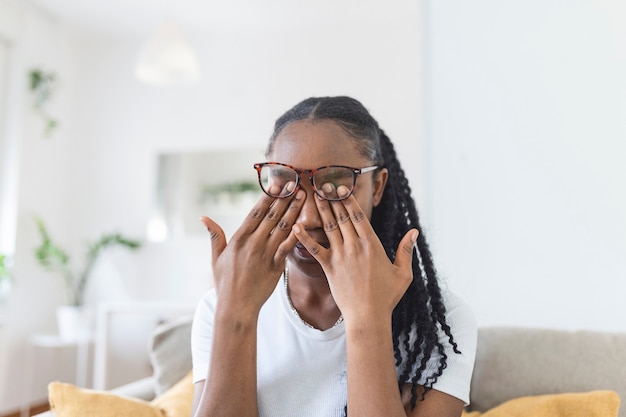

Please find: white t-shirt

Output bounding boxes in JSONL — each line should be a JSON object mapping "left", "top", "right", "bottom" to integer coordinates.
{"left": 191, "top": 276, "right": 477, "bottom": 417}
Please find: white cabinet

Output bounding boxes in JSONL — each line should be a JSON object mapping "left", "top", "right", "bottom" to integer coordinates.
{"left": 93, "top": 302, "right": 194, "bottom": 390}
{"left": 21, "top": 334, "right": 94, "bottom": 416}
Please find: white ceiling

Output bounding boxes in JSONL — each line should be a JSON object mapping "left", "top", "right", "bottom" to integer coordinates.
{"left": 30, "top": 0, "right": 419, "bottom": 38}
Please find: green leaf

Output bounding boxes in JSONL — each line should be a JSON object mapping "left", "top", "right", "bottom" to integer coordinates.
{"left": 33, "top": 217, "right": 142, "bottom": 306}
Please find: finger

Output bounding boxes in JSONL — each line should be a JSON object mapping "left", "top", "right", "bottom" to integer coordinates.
{"left": 200, "top": 216, "right": 227, "bottom": 266}
{"left": 254, "top": 182, "right": 300, "bottom": 237}
{"left": 273, "top": 229, "right": 300, "bottom": 265}
{"left": 237, "top": 182, "right": 297, "bottom": 235}
{"left": 335, "top": 185, "right": 371, "bottom": 238}
{"left": 313, "top": 184, "right": 349, "bottom": 246}
{"left": 393, "top": 229, "right": 419, "bottom": 271}
{"left": 326, "top": 185, "right": 358, "bottom": 237}
{"left": 291, "top": 223, "right": 329, "bottom": 264}
{"left": 266, "top": 189, "right": 306, "bottom": 246}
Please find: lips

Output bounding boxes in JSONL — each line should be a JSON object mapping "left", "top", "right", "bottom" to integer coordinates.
{"left": 294, "top": 241, "right": 330, "bottom": 260}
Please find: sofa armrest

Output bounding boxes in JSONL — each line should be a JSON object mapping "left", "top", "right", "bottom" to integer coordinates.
{"left": 109, "top": 376, "right": 156, "bottom": 401}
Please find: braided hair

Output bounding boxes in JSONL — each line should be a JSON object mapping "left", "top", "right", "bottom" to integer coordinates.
{"left": 266, "top": 96, "right": 460, "bottom": 410}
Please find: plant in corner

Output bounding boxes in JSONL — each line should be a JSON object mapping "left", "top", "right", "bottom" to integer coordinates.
{"left": 34, "top": 218, "right": 142, "bottom": 307}
{"left": 29, "top": 68, "right": 60, "bottom": 137}
{"left": 0, "top": 253, "right": 12, "bottom": 301}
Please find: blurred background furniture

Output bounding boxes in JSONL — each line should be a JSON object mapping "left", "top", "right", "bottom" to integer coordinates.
{"left": 92, "top": 302, "right": 194, "bottom": 391}
{"left": 21, "top": 334, "right": 93, "bottom": 417}
{"left": 468, "top": 327, "right": 626, "bottom": 415}
{"left": 33, "top": 324, "right": 626, "bottom": 417}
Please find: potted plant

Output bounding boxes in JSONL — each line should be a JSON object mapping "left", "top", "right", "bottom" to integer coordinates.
{"left": 34, "top": 218, "right": 141, "bottom": 339}
{"left": 29, "top": 68, "right": 59, "bottom": 137}
{"left": 0, "top": 253, "right": 12, "bottom": 302}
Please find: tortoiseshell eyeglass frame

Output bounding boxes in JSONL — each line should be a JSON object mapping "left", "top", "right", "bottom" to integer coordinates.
{"left": 253, "top": 162, "right": 379, "bottom": 201}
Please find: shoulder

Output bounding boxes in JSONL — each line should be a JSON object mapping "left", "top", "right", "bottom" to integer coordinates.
{"left": 442, "top": 290, "right": 477, "bottom": 338}
{"left": 436, "top": 290, "right": 477, "bottom": 404}
{"left": 194, "top": 288, "right": 218, "bottom": 314}
{"left": 440, "top": 289, "right": 477, "bottom": 358}
{"left": 191, "top": 289, "right": 218, "bottom": 333}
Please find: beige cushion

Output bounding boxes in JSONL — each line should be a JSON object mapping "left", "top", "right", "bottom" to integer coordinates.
{"left": 463, "top": 390, "right": 620, "bottom": 417}
{"left": 148, "top": 315, "right": 194, "bottom": 395}
{"left": 470, "top": 327, "right": 626, "bottom": 417}
{"left": 48, "top": 371, "right": 193, "bottom": 417}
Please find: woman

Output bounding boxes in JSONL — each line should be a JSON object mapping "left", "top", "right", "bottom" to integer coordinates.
{"left": 191, "top": 96, "right": 477, "bottom": 417}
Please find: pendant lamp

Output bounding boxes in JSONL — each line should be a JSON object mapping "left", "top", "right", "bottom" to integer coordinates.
{"left": 135, "top": 20, "right": 200, "bottom": 86}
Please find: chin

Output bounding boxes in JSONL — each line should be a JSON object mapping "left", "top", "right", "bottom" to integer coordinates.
{"left": 286, "top": 253, "right": 326, "bottom": 279}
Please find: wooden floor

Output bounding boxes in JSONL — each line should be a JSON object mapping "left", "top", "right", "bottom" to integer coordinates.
{"left": 0, "top": 402, "right": 50, "bottom": 417}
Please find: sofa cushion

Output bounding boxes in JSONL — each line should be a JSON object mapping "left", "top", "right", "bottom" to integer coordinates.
{"left": 463, "top": 390, "right": 620, "bottom": 417}
{"left": 48, "top": 371, "right": 193, "bottom": 417}
{"left": 149, "top": 315, "right": 194, "bottom": 395}
{"left": 470, "top": 327, "right": 626, "bottom": 417}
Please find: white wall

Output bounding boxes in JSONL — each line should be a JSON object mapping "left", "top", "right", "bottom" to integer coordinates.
{"left": 0, "top": 1, "right": 82, "bottom": 412}
{"left": 423, "top": 1, "right": 626, "bottom": 332}
{"left": 64, "top": 19, "right": 423, "bottom": 305}
{"left": 0, "top": 3, "right": 422, "bottom": 412}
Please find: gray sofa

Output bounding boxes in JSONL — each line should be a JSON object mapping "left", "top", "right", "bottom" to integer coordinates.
{"left": 469, "top": 327, "right": 626, "bottom": 414}
{"left": 37, "top": 321, "right": 626, "bottom": 416}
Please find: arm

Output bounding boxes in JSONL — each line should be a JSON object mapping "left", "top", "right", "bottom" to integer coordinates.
{"left": 344, "top": 300, "right": 464, "bottom": 417}
{"left": 191, "top": 187, "right": 305, "bottom": 417}
{"left": 192, "top": 310, "right": 259, "bottom": 417}
{"left": 293, "top": 185, "right": 465, "bottom": 417}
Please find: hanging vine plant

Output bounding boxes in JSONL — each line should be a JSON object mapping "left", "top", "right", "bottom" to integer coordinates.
{"left": 29, "top": 68, "right": 59, "bottom": 137}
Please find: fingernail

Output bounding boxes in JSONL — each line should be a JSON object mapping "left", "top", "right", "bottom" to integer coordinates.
{"left": 292, "top": 224, "right": 301, "bottom": 233}
{"left": 268, "top": 184, "right": 281, "bottom": 195}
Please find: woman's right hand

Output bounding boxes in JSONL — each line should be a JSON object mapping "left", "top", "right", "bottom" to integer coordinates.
{"left": 200, "top": 184, "right": 305, "bottom": 321}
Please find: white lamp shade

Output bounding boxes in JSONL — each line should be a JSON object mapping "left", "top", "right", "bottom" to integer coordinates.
{"left": 135, "top": 21, "right": 200, "bottom": 86}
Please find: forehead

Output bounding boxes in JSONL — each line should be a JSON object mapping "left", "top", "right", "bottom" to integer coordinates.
{"left": 269, "top": 120, "right": 369, "bottom": 167}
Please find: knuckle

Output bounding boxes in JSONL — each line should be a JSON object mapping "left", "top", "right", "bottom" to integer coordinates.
{"left": 287, "top": 201, "right": 301, "bottom": 211}
{"left": 324, "top": 220, "right": 338, "bottom": 232}
{"left": 249, "top": 207, "right": 264, "bottom": 220}
{"left": 277, "top": 219, "right": 290, "bottom": 231}
{"left": 266, "top": 209, "right": 279, "bottom": 221}
{"left": 229, "top": 238, "right": 243, "bottom": 251}
{"left": 351, "top": 210, "right": 366, "bottom": 223}
{"left": 308, "top": 245, "right": 321, "bottom": 256}
{"left": 348, "top": 243, "right": 362, "bottom": 256}
{"left": 403, "top": 242, "right": 414, "bottom": 255}
{"left": 337, "top": 211, "right": 350, "bottom": 223}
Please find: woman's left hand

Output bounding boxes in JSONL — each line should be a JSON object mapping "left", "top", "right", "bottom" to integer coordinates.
{"left": 291, "top": 185, "right": 419, "bottom": 324}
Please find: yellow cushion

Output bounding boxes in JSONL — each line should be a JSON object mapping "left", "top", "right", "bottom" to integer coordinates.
{"left": 462, "top": 390, "right": 620, "bottom": 417}
{"left": 48, "top": 371, "right": 193, "bottom": 417}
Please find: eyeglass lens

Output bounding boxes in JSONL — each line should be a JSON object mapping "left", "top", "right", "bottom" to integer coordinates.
{"left": 259, "top": 165, "right": 355, "bottom": 201}
{"left": 259, "top": 165, "right": 298, "bottom": 197}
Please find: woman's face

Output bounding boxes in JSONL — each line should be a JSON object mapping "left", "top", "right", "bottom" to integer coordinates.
{"left": 268, "top": 119, "right": 388, "bottom": 279}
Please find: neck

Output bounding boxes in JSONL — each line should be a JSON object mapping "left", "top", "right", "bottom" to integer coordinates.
{"left": 285, "top": 266, "right": 342, "bottom": 330}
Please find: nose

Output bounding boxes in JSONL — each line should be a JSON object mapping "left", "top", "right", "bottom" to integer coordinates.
{"left": 294, "top": 182, "right": 322, "bottom": 228}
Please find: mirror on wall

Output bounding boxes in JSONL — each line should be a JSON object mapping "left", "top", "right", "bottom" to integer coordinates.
{"left": 148, "top": 149, "right": 264, "bottom": 242}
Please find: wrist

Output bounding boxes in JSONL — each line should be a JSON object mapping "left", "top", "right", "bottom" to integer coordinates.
{"left": 344, "top": 312, "right": 392, "bottom": 339}
{"left": 214, "top": 302, "right": 260, "bottom": 332}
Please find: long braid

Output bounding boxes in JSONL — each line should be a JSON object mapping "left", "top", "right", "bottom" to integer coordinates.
{"left": 372, "top": 130, "right": 459, "bottom": 407}
{"left": 268, "top": 96, "right": 460, "bottom": 411}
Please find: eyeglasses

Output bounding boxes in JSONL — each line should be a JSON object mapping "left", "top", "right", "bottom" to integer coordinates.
{"left": 253, "top": 162, "right": 379, "bottom": 201}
